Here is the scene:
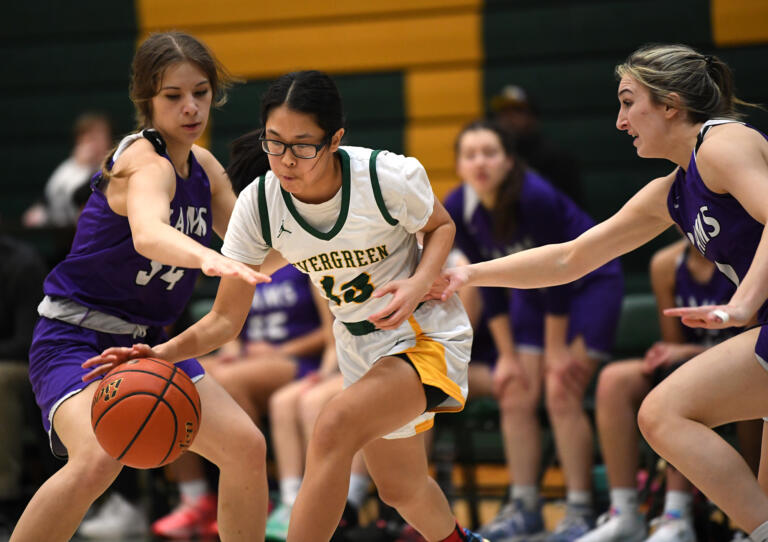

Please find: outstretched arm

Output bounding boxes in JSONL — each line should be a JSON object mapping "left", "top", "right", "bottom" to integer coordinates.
{"left": 439, "top": 172, "right": 676, "bottom": 299}
{"left": 82, "top": 270, "right": 264, "bottom": 380}
{"left": 110, "top": 141, "right": 265, "bottom": 285}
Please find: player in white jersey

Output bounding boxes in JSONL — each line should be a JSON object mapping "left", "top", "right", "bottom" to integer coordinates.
{"left": 85, "top": 70, "right": 486, "bottom": 542}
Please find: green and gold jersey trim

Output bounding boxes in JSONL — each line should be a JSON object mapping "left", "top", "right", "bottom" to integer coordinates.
{"left": 280, "top": 148, "right": 351, "bottom": 241}
{"left": 369, "top": 149, "right": 398, "bottom": 226}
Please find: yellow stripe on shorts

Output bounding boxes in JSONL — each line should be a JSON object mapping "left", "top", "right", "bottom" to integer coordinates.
{"left": 403, "top": 315, "right": 465, "bottom": 412}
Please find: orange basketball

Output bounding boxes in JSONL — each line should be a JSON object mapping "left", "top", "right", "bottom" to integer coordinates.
{"left": 91, "top": 358, "right": 201, "bottom": 469}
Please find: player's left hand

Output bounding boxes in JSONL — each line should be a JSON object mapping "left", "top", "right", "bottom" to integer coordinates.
{"left": 663, "top": 304, "right": 748, "bottom": 329}
{"left": 82, "top": 343, "right": 158, "bottom": 382}
{"left": 368, "top": 278, "right": 429, "bottom": 330}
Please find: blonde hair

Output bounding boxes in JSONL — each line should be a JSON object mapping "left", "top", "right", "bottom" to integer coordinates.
{"left": 616, "top": 44, "right": 758, "bottom": 122}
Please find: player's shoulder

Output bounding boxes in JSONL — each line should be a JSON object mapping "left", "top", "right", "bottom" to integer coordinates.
{"left": 112, "top": 137, "right": 173, "bottom": 177}
{"left": 191, "top": 144, "right": 219, "bottom": 170}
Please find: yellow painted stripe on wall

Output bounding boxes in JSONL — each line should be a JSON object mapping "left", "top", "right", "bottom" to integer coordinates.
{"left": 431, "top": 175, "right": 462, "bottom": 201}
{"left": 712, "top": 0, "right": 768, "bottom": 46}
{"left": 405, "top": 67, "right": 482, "bottom": 121}
{"left": 406, "top": 117, "right": 474, "bottom": 199}
{"left": 137, "top": 0, "right": 480, "bottom": 30}
{"left": 166, "top": 12, "right": 481, "bottom": 78}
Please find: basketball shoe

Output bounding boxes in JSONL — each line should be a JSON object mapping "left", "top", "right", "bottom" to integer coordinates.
{"left": 151, "top": 492, "right": 218, "bottom": 539}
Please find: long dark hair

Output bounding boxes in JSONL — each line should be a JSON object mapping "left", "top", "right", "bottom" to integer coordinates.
{"left": 455, "top": 120, "right": 525, "bottom": 242}
{"left": 227, "top": 70, "right": 345, "bottom": 190}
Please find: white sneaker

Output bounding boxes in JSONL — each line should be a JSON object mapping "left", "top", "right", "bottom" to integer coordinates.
{"left": 644, "top": 515, "right": 695, "bottom": 542}
{"left": 576, "top": 508, "right": 647, "bottom": 542}
{"left": 77, "top": 493, "right": 148, "bottom": 539}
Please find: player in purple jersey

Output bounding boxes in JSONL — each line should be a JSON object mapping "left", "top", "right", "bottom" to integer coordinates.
{"left": 11, "top": 32, "right": 270, "bottom": 542}
{"left": 579, "top": 239, "right": 739, "bottom": 542}
{"left": 433, "top": 44, "right": 768, "bottom": 541}
{"left": 446, "top": 120, "right": 623, "bottom": 541}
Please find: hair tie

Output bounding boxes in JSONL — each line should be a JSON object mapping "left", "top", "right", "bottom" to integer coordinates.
{"left": 704, "top": 55, "right": 714, "bottom": 66}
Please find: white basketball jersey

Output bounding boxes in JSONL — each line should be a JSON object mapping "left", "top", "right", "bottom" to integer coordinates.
{"left": 222, "top": 146, "right": 434, "bottom": 323}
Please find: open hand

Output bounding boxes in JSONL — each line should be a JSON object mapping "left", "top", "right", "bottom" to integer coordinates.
{"left": 663, "top": 304, "right": 746, "bottom": 329}
{"left": 201, "top": 253, "right": 271, "bottom": 286}
{"left": 81, "top": 343, "right": 159, "bottom": 382}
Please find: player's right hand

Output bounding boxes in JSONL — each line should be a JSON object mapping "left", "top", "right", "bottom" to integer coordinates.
{"left": 201, "top": 252, "right": 271, "bottom": 286}
{"left": 82, "top": 343, "right": 158, "bottom": 382}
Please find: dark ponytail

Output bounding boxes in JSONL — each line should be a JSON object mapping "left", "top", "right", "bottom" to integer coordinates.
{"left": 227, "top": 130, "right": 270, "bottom": 195}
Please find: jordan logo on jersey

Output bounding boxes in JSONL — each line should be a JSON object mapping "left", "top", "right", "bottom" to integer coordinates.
{"left": 277, "top": 220, "right": 292, "bottom": 238}
{"left": 687, "top": 205, "right": 720, "bottom": 254}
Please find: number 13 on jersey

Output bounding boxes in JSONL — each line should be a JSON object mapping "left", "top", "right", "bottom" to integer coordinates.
{"left": 320, "top": 273, "right": 374, "bottom": 305}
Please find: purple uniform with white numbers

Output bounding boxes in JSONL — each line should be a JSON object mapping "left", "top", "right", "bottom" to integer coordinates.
{"left": 674, "top": 247, "right": 738, "bottom": 346}
{"left": 240, "top": 264, "right": 322, "bottom": 378}
{"left": 29, "top": 135, "right": 210, "bottom": 456}
{"left": 444, "top": 170, "right": 624, "bottom": 357}
{"left": 666, "top": 118, "right": 768, "bottom": 368}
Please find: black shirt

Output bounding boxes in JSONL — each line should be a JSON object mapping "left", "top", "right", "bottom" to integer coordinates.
{"left": 0, "top": 236, "right": 46, "bottom": 361}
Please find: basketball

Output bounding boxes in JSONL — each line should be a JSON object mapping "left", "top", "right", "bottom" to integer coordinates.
{"left": 91, "top": 358, "right": 202, "bottom": 469}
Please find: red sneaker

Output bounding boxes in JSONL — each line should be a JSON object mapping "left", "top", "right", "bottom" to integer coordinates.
{"left": 151, "top": 493, "right": 218, "bottom": 539}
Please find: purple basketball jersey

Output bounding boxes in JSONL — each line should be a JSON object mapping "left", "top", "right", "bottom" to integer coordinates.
{"left": 43, "top": 144, "right": 212, "bottom": 327}
{"left": 667, "top": 119, "right": 768, "bottom": 321}
{"left": 445, "top": 170, "right": 622, "bottom": 317}
{"left": 240, "top": 265, "right": 322, "bottom": 371}
{"left": 241, "top": 265, "right": 321, "bottom": 344}
{"left": 674, "top": 247, "right": 738, "bottom": 345}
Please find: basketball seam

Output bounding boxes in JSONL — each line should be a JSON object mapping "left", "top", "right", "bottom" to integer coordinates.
{"left": 116, "top": 366, "right": 178, "bottom": 462}
{"left": 105, "top": 367, "right": 201, "bottom": 422}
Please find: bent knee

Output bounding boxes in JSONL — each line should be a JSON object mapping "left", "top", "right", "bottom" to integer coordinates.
{"left": 545, "top": 376, "right": 584, "bottom": 416}
{"left": 498, "top": 385, "right": 539, "bottom": 415}
{"left": 311, "top": 400, "right": 361, "bottom": 453}
{"left": 270, "top": 391, "right": 298, "bottom": 423}
{"left": 637, "top": 392, "right": 668, "bottom": 445}
{"left": 66, "top": 447, "right": 123, "bottom": 493}
{"left": 376, "top": 477, "right": 426, "bottom": 509}
{"left": 215, "top": 423, "right": 266, "bottom": 470}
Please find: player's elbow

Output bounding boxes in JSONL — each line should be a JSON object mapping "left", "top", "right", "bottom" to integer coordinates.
{"left": 132, "top": 230, "right": 157, "bottom": 259}
{"left": 558, "top": 240, "right": 589, "bottom": 282}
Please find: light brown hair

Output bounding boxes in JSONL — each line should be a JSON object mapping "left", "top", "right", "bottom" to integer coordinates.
{"left": 616, "top": 44, "right": 758, "bottom": 122}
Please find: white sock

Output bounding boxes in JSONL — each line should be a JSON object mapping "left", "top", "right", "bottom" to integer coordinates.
{"left": 663, "top": 490, "right": 692, "bottom": 518}
{"left": 511, "top": 485, "right": 539, "bottom": 512}
{"left": 179, "top": 479, "right": 208, "bottom": 502}
{"left": 567, "top": 489, "right": 592, "bottom": 510}
{"left": 346, "top": 474, "right": 370, "bottom": 509}
{"left": 280, "top": 477, "right": 302, "bottom": 507}
{"left": 750, "top": 520, "right": 768, "bottom": 542}
{"left": 610, "top": 487, "right": 639, "bottom": 517}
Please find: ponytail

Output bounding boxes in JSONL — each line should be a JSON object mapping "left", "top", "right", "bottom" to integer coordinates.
{"left": 227, "top": 129, "right": 271, "bottom": 195}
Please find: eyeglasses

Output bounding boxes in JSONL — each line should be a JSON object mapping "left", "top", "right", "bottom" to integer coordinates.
{"left": 259, "top": 133, "right": 328, "bottom": 159}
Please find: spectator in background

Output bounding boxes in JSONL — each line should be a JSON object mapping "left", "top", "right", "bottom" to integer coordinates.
{"left": 0, "top": 235, "right": 47, "bottom": 536}
{"left": 23, "top": 112, "right": 112, "bottom": 228}
{"left": 445, "top": 120, "right": 623, "bottom": 542}
{"left": 490, "top": 85, "right": 584, "bottom": 206}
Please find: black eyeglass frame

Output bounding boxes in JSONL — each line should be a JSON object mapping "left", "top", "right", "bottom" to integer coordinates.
{"left": 258, "top": 130, "right": 331, "bottom": 159}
